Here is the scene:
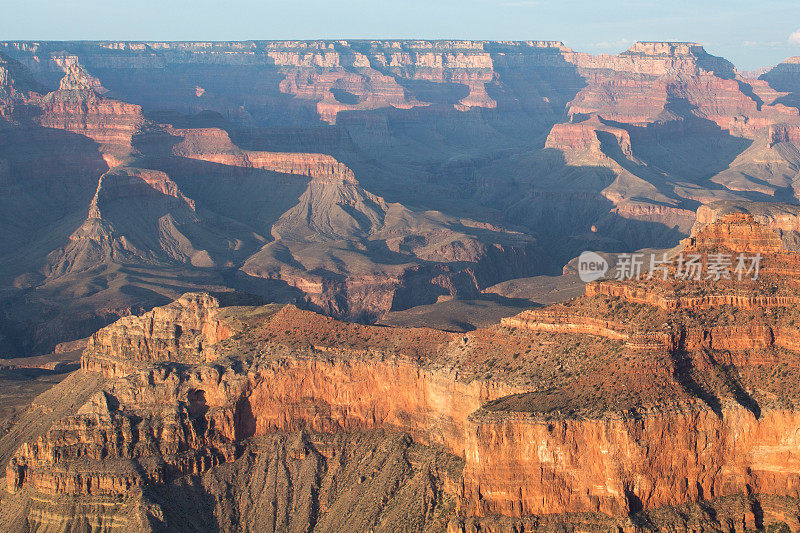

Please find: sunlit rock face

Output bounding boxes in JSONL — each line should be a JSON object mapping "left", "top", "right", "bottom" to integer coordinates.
{"left": 7, "top": 211, "right": 800, "bottom": 530}
{"left": 4, "top": 43, "right": 800, "bottom": 532}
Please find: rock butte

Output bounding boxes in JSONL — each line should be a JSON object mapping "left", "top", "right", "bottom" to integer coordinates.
{"left": 4, "top": 212, "right": 800, "bottom": 530}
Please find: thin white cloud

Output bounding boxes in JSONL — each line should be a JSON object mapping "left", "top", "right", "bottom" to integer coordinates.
{"left": 789, "top": 29, "right": 800, "bottom": 45}
{"left": 744, "top": 40, "right": 784, "bottom": 48}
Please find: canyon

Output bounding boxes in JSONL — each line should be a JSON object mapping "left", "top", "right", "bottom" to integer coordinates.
{"left": 3, "top": 210, "right": 800, "bottom": 530}
{"left": 0, "top": 40, "right": 800, "bottom": 354}
{"left": 4, "top": 38, "right": 800, "bottom": 531}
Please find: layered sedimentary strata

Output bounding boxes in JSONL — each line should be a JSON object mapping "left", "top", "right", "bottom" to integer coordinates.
{"left": 0, "top": 52, "right": 44, "bottom": 109}
{"left": 768, "top": 122, "right": 800, "bottom": 145}
{"left": 82, "top": 292, "right": 236, "bottom": 373}
{"left": 544, "top": 116, "right": 633, "bottom": 164}
{"left": 4, "top": 39, "right": 800, "bottom": 356}
{"left": 33, "top": 59, "right": 144, "bottom": 165}
{"left": 6, "top": 42, "right": 800, "bottom": 531}
{"left": 8, "top": 210, "right": 800, "bottom": 531}
{"left": 169, "top": 127, "right": 356, "bottom": 181}
{"left": 4, "top": 39, "right": 796, "bottom": 133}
{"left": 0, "top": 49, "right": 543, "bottom": 351}
{"left": 461, "top": 406, "right": 800, "bottom": 521}
{"left": 565, "top": 42, "right": 799, "bottom": 138}
{"left": 693, "top": 202, "right": 800, "bottom": 251}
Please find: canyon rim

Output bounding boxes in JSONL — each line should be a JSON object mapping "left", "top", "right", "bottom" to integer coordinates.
{"left": 3, "top": 26, "right": 800, "bottom": 533}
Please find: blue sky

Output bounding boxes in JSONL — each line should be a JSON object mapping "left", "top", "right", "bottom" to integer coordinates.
{"left": 3, "top": 0, "right": 799, "bottom": 70}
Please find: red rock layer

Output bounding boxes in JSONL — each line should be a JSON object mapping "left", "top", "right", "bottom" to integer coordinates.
{"left": 585, "top": 281, "right": 800, "bottom": 311}
{"left": 689, "top": 212, "right": 786, "bottom": 252}
{"left": 461, "top": 407, "right": 800, "bottom": 520}
{"left": 169, "top": 127, "right": 355, "bottom": 181}
{"left": 82, "top": 292, "right": 236, "bottom": 374}
{"left": 544, "top": 118, "right": 633, "bottom": 163}
{"left": 9, "top": 279, "right": 800, "bottom": 528}
{"left": 36, "top": 91, "right": 144, "bottom": 166}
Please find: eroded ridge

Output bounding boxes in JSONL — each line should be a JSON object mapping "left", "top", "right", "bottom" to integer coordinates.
{"left": 7, "top": 212, "right": 800, "bottom": 530}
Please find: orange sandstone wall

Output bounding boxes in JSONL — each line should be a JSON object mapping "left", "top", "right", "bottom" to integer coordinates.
{"left": 238, "top": 356, "right": 522, "bottom": 454}
{"left": 461, "top": 407, "right": 800, "bottom": 520}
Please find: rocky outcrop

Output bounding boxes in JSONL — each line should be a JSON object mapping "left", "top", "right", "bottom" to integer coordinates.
{"left": 461, "top": 406, "right": 800, "bottom": 521}
{"left": 586, "top": 280, "right": 800, "bottom": 311}
{"left": 563, "top": 42, "right": 799, "bottom": 138}
{"left": 768, "top": 123, "right": 800, "bottom": 145}
{"left": 545, "top": 116, "right": 633, "bottom": 164}
{"left": 8, "top": 240, "right": 800, "bottom": 530}
{"left": 82, "top": 292, "right": 236, "bottom": 375}
{"left": 37, "top": 59, "right": 144, "bottom": 166}
{"left": 690, "top": 212, "right": 785, "bottom": 252}
{"left": 0, "top": 52, "right": 44, "bottom": 109}
{"left": 169, "top": 127, "right": 355, "bottom": 181}
{"left": 693, "top": 202, "right": 800, "bottom": 251}
{"left": 51, "top": 55, "right": 106, "bottom": 93}
{"left": 503, "top": 304, "right": 800, "bottom": 353}
{"left": 1, "top": 291, "right": 798, "bottom": 531}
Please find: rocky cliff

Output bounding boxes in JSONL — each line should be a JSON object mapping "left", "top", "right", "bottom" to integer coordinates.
{"left": 6, "top": 213, "right": 800, "bottom": 530}
{"left": 82, "top": 292, "right": 236, "bottom": 373}
{"left": 0, "top": 36, "right": 800, "bottom": 532}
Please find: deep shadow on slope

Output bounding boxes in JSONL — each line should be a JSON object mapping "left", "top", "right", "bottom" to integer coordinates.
{"left": 144, "top": 430, "right": 461, "bottom": 533}
{"left": 761, "top": 62, "right": 800, "bottom": 112}
{"left": 603, "top": 110, "right": 753, "bottom": 191}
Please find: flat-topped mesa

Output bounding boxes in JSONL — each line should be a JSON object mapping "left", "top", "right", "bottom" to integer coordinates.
{"left": 619, "top": 41, "right": 734, "bottom": 76}
{"left": 563, "top": 41, "right": 734, "bottom": 77}
{"left": 81, "top": 292, "right": 236, "bottom": 377}
{"left": 623, "top": 41, "right": 706, "bottom": 57}
{"left": 561, "top": 41, "right": 796, "bottom": 138}
{"left": 691, "top": 201, "right": 800, "bottom": 252}
{"left": 169, "top": 127, "right": 356, "bottom": 182}
{"left": 544, "top": 116, "right": 633, "bottom": 163}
